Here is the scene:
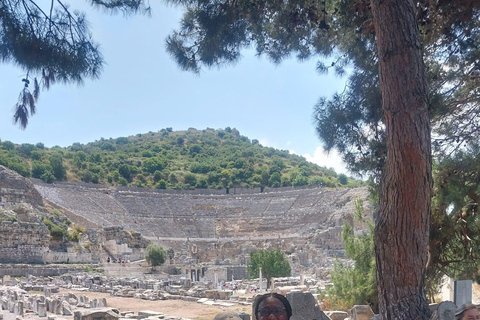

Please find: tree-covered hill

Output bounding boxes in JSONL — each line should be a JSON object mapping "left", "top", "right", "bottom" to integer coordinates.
{"left": 0, "top": 127, "right": 362, "bottom": 190}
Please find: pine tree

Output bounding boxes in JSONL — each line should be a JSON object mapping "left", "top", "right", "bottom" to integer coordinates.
{"left": 0, "top": 0, "right": 150, "bottom": 128}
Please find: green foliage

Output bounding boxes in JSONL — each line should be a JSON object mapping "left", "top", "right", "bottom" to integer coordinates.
{"left": 292, "top": 174, "right": 308, "bottom": 187}
{"left": 1, "top": 0, "right": 152, "bottom": 128}
{"left": 49, "top": 153, "right": 65, "bottom": 180}
{"left": 32, "top": 161, "right": 54, "bottom": 182}
{"left": 247, "top": 249, "right": 291, "bottom": 285}
{"left": 143, "top": 157, "right": 167, "bottom": 174}
{"left": 184, "top": 173, "right": 197, "bottom": 187}
{"left": 325, "top": 199, "right": 377, "bottom": 311}
{"left": 338, "top": 174, "right": 348, "bottom": 185}
{"left": 51, "top": 208, "right": 62, "bottom": 217}
{"left": 155, "top": 179, "right": 168, "bottom": 189}
{"left": 145, "top": 243, "right": 167, "bottom": 268}
{"left": 42, "top": 217, "right": 68, "bottom": 239}
{"left": 1, "top": 141, "right": 15, "bottom": 151}
{"left": 68, "top": 225, "right": 86, "bottom": 242}
{"left": 0, "top": 128, "right": 363, "bottom": 189}
{"left": 426, "top": 145, "right": 480, "bottom": 299}
{"left": 0, "top": 151, "right": 31, "bottom": 177}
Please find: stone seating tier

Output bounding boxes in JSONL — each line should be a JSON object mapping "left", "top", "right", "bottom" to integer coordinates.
{"left": 33, "top": 182, "right": 367, "bottom": 239}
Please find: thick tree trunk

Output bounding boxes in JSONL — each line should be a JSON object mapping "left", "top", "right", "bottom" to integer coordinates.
{"left": 370, "top": 0, "right": 432, "bottom": 319}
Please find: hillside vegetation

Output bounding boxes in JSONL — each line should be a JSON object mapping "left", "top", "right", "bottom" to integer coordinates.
{"left": 0, "top": 127, "right": 362, "bottom": 190}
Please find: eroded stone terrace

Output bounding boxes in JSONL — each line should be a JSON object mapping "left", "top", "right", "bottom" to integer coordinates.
{"left": 33, "top": 181, "right": 368, "bottom": 241}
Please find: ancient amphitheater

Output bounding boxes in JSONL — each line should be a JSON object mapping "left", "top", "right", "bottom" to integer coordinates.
{"left": 1, "top": 165, "right": 372, "bottom": 281}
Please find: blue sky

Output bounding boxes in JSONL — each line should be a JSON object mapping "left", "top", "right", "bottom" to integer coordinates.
{"left": 0, "top": 1, "right": 349, "bottom": 175}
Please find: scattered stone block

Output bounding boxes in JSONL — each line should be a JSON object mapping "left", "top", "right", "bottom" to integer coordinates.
{"left": 430, "top": 301, "right": 456, "bottom": 320}
{"left": 98, "top": 298, "right": 108, "bottom": 308}
{"left": 14, "top": 301, "right": 23, "bottom": 316}
{"left": 74, "top": 309, "right": 120, "bottom": 320}
{"left": 38, "top": 302, "right": 47, "bottom": 317}
{"left": 350, "top": 305, "right": 374, "bottom": 320}
{"left": 62, "top": 300, "right": 73, "bottom": 316}
{"left": 138, "top": 311, "right": 164, "bottom": 319}
{"left": 324, "top": 311, "right": 347, "bottom": 320}
{"left": 286, "top": 292, "right": 329, "bottom": 320}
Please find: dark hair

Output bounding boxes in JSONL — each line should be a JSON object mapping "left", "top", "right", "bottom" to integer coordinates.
{"left": 254, "top": 293, "right": 292, "bottom": 320}
{"left": 455, "top": 303, "right": 478, "bottom": 319}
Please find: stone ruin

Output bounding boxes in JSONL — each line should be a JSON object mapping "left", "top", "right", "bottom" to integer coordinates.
{"left": 0, "top": 164, "right": 385, "bottom": 320}
{"left": 30, "top": 175, "right": 373, "bottom": 281}
{"left": 0, "top": 273, "right": 350, "bottom": 320}
{"left": 0, "top": 273, "right": 465, "bottom": 320}
{"left": 0, "top": 163, "right": 375, "bottom": 283}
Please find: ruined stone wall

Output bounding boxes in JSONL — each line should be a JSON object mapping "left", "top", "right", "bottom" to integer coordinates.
{"left": 0, "top": 221, "right": 49, "bottom": 263}
{"left": 102, "top": 226, "right": 149, "bottom": 261}
{"left": 29, "top": 177, "right": 373, "bottom": 269}
{"left": 36, "top": 179, "right": 325, "bottom": 196}
{"left": 0, "top": 264, "right": 90, "bottom": 277}
{"left": 0, "top": 166, "right": 43, "bottom": 209}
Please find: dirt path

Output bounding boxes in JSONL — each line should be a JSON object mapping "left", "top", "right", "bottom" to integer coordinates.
{"left": 58, "top": 289, "right": 253, "bottom": 320}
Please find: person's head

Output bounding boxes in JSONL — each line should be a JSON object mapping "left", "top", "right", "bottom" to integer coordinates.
{"left": 455, "top": 303, "right": 479, "bottom": 320}
{"left": 254, "top": 293, "right": 292, "bottom": 320}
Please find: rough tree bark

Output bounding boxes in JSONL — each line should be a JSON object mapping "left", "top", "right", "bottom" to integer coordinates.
{"left": 370, "top": 0, "right": 432, "bottom": 319}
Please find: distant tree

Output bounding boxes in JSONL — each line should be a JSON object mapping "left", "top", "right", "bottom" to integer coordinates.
{"left": 268, "top": 172, "right": 281, "bottom": 188}
{"left": 0, "top": 152, "right": 30, "bottom": 177}
{"left": 116, "top": 137, "right": 129, "bottom": 145}
{"left": 196, "top": 177, "right": 208, "bottom": 189}
{"left": 18, "top": 143, "right": 35, "bottom": 156}
{"left": 90, "top": 153, "right": 102, "bottom": 163}
{"left": 143, "top": 157, "right": 167, "bottom": 174}
{"left": 49, "top": 153, "right": 65, "bottom": 180}
{"left": 32, "top": 161, "right": 54, "bottom": 182}
{"left": 248, "top": 173, "right": 262, "bottom": 188}
{"left": 155, "top": 179, "right": 167, "bottom": 189}
{"left": 118, "top": 164, "right": 131, "bottom": 181}
{"left": 325, "top": 199, "right": 377, "bottom": 311}
{"left": 307, "top": 176, "right": 323, "bottom": 186}
{"left": 118, "top": 177, "right": 128, "bottom": 186}
{"left": 153, "top": 170, "right": 163, "bottom": 183}
{"left": 1, "top": 141, "right": 15, "bottom": 151}
{"left": 292, "top": 174, "right": 308, "bottom": 187}
{"left": 73, "top": 151, "right": 87, "bottom": 169}
{"left": 248, "top": 249, "right": 291, "bottom": 288}
{"left": 145, "top": 244, "right": 167, "bottom": 269}
{"left": 281, "top": 175, "right": 291, "bottom": 187}
{"left": 270, "top": 157, "right": 285, "bottom": 174}
{"left": 233, "top": 158, "right": 246, "bottom": 169}
{"left": 82, "top": 171, "right": 93, "bottom": 183}
{"left": 169, "top": 173, "right": 178, "bottom": 184}
{"left": 189, "top": 145, "right": 202, "bottom": 156}
{"left": 220, "top": 169, "right": 231, "bottom": 189}
{"left": 338, "top": 174, "right": 348, "bottom": 185}
{"left": 30, "top": 150, "right": 44, "bottom": 161}
{"left": 184, "top": 173, "right": 197, "bottom": 187}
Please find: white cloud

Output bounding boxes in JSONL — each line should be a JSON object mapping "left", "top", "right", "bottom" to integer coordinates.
{"left": 302, "top": 146, "right": 348, "bottom": 175}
